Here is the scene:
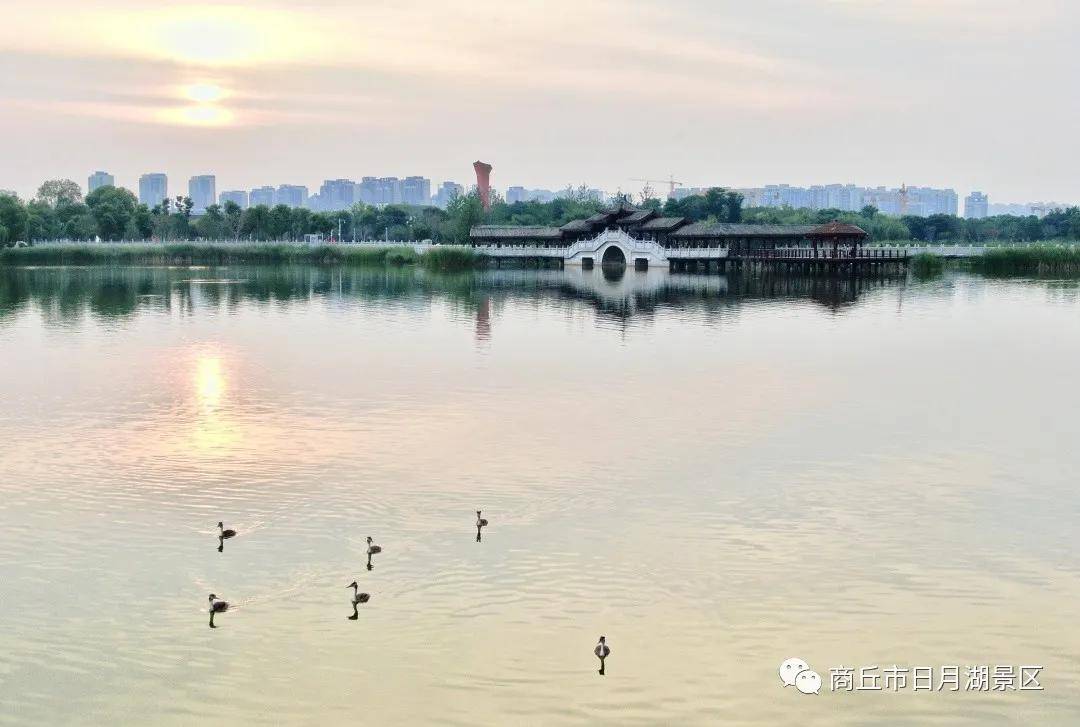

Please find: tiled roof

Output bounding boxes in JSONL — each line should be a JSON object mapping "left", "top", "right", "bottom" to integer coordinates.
{"left": 641, "top": 216, "right": 685, "bottom": 231}
{"left": 618, "top": 210, "right": 655, "bottom": 224}
{"left": 809, "top": 222, "right": 868, "bottom": 237}
{"left": 560, "top": 220, "right": 594, "bottom": 233}
{"left": 470, "top": 225, "right": 563, "bottom": 239}
{"left": 672, "top": 223, "right": 820, "bottom": 238}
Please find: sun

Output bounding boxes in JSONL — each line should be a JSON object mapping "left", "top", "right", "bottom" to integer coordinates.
{"left": 184, "top": 83, "right": 227, "bottom": 103}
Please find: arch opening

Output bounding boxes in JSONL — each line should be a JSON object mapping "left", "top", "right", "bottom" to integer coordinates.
{"left": 601, "top": 245, "right": 627, "bottom": 266}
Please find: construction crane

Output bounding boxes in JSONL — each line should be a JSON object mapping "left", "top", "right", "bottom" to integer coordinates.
{"left": 631, "top": 175, "right": 685, "bottom": 200}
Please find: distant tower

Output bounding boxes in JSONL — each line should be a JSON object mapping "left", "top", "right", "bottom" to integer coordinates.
{"left": 473, "top": 161, "right": 492, "bottom": 212}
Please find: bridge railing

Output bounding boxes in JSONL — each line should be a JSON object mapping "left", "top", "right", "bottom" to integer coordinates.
{"left": 750, "top": 247, "right": 909, "bottom": 260}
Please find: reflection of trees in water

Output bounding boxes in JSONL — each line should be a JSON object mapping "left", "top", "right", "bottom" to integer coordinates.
{"left": 0, "top": 264, "right": 906, "bottom": 330}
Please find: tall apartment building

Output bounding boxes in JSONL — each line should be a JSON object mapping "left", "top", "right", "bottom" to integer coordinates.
{"left": 432, "top": 181, "right": 463, "bottom": 209}
{"left": 188, "top": 175, "right": 216, "bottom": 213}
{"left": 88, "top": 171, "right": 114, "bottom": 193}
{"left": 249, "top": 186, "right": 275, "bottom": 207}
{"left": 219, "top": 190, "right": 249, "bottom": 209}
{"left": 506, "top": 186, "right": 557, "bottom": 204}
{"left": 138, "top": 173, "right": 168, "bottom": 207}
{"left": 276, "top": 184, "right": 309, "bottom": 208}
{"left": 316, "top": 179, "right": 358, "bottom": 211}
{"left": 964, "top": 191, "right": 989, "bottom": 219}
{"left": 402, "top": 176, "right": 431, "bottom": 206}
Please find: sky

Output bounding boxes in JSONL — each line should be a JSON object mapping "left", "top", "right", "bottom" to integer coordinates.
{"left": 0, "top": 0, "right": 1077, "bottom": 204}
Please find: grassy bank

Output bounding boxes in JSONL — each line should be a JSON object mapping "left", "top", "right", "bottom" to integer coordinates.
{"left": 0, "top": 243, "right": 447, "bottom": 268}
{"left": 970, "top": 244, "right": 1080, "bottom": 277}
{"left": 910, "top": 252, "right": 944, "bottom": 279}
{"left": 420, "top": 245, "right": 479, "bottom": 272}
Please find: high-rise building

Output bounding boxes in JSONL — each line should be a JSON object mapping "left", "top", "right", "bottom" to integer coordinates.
{"left": 139, "top": 173, "right": 167, "bottom": 207}
{"left": 964, "top": 191, "right": 989, "bottom": 219}
{"left": 432, "top": 181, "right": 463, "bottom": 209}
{"left": 219, "top": 190, "right": 249, "bottom": 209}
{"left": 357, "top": 177, "right": 380, "bottom": 205}
{"left": 506, "top": 186, "right": 556, "bottom": 204}
{"left": 88, "top": 171, "right": 114, "bottom": 193}
{"left": 402, "top": 176, "right": 431, "bottom": 206}
{"left": 734, "top": 182, "right": 958, "bottom": 217}
{"left": 188, "top": 175, "right": 216, "bottom": 213}
{"left": 250, "top": 186, "right": 275, "bottom": 207}
{"left": 276, "top": 184, "right": 309, "bottom": 208}
{"left": 316, "top": 179, "right": 357, "bottom": 211}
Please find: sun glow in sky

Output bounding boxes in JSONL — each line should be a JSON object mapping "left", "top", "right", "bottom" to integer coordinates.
{"left": 183, "top": 83, "right": 227, "bottom": 103}
{"left": 0, "top": 0, "right": 1077, "bottom": 203}
{"left": 107, "top": 6, "right": 326, "bottom": 67}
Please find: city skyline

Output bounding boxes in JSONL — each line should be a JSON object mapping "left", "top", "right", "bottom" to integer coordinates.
{"left": 48, "top": 167, "right": 1074, "bottom": 218}
{"left": 0, "top": 1, "right": 1077, "bottom": 205}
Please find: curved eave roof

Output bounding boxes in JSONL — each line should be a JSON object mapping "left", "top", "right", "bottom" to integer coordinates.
{"left": 470, "top": 225, "right": 563, "bottom": 240}
{"left": 672, "top": 223, "right": 819, "bottom": 238}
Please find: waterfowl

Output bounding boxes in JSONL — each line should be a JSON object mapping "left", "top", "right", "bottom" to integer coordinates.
{"left": 208, "top": 594, "right": 230, "bottom": 613}
{"left": 476, "top": 510, "right": 489, "bottom": 527}
{"left": 346, "top": 581, "right": 370, "bottom": 605}
{"left": 366, "top": 537, "right": 382, "bottom": 556}
{"left": 218, "top": 522, "right": 237, "bottom": 539}
{"left": 594, "top": 636, "right": 610, "bottom": 660}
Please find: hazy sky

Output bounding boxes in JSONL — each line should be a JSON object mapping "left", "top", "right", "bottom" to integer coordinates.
{"left": 1, "top": 0, "right": 1076, "bottom": 203}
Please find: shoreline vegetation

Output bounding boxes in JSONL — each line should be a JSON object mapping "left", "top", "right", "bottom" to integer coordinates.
{"left": 3, "top": 179, "right": 1079, "bottom": 250}
{"left": 906, "top": 245, "right": 1080, "bottom": 278}
{"left": 0, "top": 243, "right": 479, "bottom": 271}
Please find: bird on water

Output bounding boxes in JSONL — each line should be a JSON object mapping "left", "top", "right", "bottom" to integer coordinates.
{"left": 366, "top": 537, "right": 382, "bottom": 556}
{"left": 208, "top": 594, "right": 229, "bottom": 628}
{"left": 476, "top": 510, "right": 489, "bottom": 528}
{"left": 218, "top": 522, "right": 237, "bottom": 539}
{"left": 346, "top": 581, "right": 371, "bottom": 605}
{"left": 595, "top": 636, "right": 611, "bottom": 675}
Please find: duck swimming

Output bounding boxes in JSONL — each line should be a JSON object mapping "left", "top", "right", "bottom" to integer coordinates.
{"left": 595, "top": 636, "right": 610, "bottom": 674}
{"left": 208, "top": 594, "right": 229, "bottom": 628}
{"left": 366, "top": 537, "right": 382, "bottom": 556}
{"left": 346, "top": 581, "right": 370, "bottom": 605}
{"left": 476, "top": 510, "right": 489, "bottom": 528}
{"left": 218, "top": 522, "right": 237, "bottom": 539}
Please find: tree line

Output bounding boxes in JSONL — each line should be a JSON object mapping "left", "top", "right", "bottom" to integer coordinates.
{"left": 2, "top": 179, "right": 1079, "bottom": 245}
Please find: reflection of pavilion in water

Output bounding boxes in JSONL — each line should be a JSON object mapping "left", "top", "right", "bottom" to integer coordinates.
{"left": 468, "top": 266, "right": 901, "bottom": 332}
{"left": 1, "top": 265, "right": 903, "bottom": 340}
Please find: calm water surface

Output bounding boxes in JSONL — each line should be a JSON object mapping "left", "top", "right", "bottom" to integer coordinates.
{"left": 1, "top": 265, "right": 1078, "bottom": 726}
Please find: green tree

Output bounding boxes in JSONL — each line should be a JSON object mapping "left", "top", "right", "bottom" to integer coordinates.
{"left": 86, "top": 186, "right": 140, "bottom": 241}
{"left": 35, "top": 179, "right": 83, "bottom": 208}
{"left": 222, "top": 200, "right": 243, "bottom": 240}
{"left": 0, "top": 193, "right": 30, "bottom": 244}
{"left": 241, "top": 205, "right": 272, "bottom": 240}
{"left": 268, "top": 204, "right": 293, "bottom": 240}
{"left": 195, "top": 204, "right": 227, "bottom": 240}
{"left": 444, "top": 193, "right": 484, "bottom": 243}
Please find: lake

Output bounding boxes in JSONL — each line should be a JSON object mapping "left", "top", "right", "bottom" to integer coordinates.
{"left": 1, "top": 264, "right": 1078, "bottom": 725}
